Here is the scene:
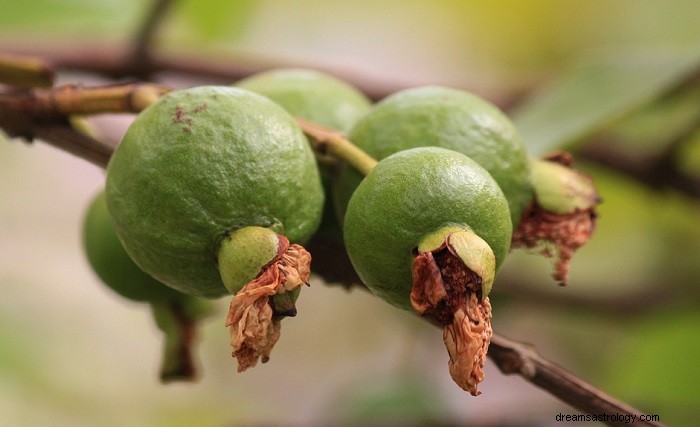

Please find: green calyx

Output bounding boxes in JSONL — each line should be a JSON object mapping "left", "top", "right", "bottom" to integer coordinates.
{"left": 448, "top": 231, "right": 496, "bottom": 299}
{"left": 531, "top": 158, "right": 599, "bottom": 215}
{"left": 218, "top": 226, "right": 281, "bottom": 295}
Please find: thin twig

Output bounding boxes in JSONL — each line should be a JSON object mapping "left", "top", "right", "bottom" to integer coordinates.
{"left": 0, "top": 83, "right": 170, "bottom": 118}
{"left": 0, "top": 53, "right": 55, "bottom": 88}
{"left": 0, "top": 84, "right": 168, "bottom": 167}
{"left": 0, "top": 42, "right": 518, "bottom": 105}
{"left": 295, "top": 118, "right": 378, "bottom": 176}
{"left": 129, "top": 0, "right": 177, "bottom": 78}
{"left": 488, "top": 334, "right": 664, "bottom": 427}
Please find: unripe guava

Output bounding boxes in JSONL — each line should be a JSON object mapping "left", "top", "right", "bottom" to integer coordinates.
{"left": 344, "top": 147, "right": 512, "bottom": 311}
{"left": 237, "top": 68, "right": 373, "bottom": 244}
{"left": 344, "top": 146, "right": 512, "bottom": 396}
{"left": 105, "top": 86, "right": 324, "bottom": 298}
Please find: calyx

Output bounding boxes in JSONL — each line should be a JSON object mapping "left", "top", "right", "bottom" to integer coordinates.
{"left": 411, "top": 228, "right": 495, "bottom": 396}
{"left": 218, "top": 227, "right": 311, "bottom": 372}
{"left": 512, "top": 152, "right": 601, "bottom": 284}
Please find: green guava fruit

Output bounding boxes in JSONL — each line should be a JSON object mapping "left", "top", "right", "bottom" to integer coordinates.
{"left": 335, "top": 85, "right": 532, "bottom": 229}
{"left": 105, "top": 86, "right": 324, "bottom": 371}
{"left": 82, "top": 189, "right": 213, "bottom": 382}
{"left": 343, "top": 147, "right": 512, "bottom": 396}
{"left": 105, "top": 86, "right": 323, "bottom": 297}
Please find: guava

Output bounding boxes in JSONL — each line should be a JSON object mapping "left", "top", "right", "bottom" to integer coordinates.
{"left": 105, "top": 86, "right": 324, "bottom": 371}
{"left": 82, "top": 190, "right": 213, "bottom": 382}
{"left": 344, "top": 147, "right": 512, "bottom": 396}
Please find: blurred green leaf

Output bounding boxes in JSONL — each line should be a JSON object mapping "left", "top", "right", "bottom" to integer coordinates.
{"left": 605, "top": 309, "right": 700, "bottom": 426}
{"left": 595, "top": 83, "right": 700, "bottom": 159}
{"left": 678, "top": 129, "right": 700, "bottom": 175}
{"left": 335, "top": 378, "right": 448, "bottom": 425}
{"left": 0, "top": 0, "right": 141, "bottom": 36}
{"left": 173, "top": 0, "right": 258, "bottom": 41}
{"left": 512, "top": 47, "right": 700, "bottom": 155}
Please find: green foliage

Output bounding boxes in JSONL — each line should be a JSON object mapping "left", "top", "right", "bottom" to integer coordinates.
{"left": 172, "top": 0, "right": 258, "bottom": 41}
{"left": 512, "top": 48, "right": 700, "bottom": 155}
{"left": 605, "top": 309, "right": 700, "bottom": 426}
{"left": 0, "top": 0, "right": 141, "bottom": 37}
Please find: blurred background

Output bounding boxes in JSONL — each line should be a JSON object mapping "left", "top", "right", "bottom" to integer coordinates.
{"left": 1, "top": 0, "right": 699, "bottom": 425}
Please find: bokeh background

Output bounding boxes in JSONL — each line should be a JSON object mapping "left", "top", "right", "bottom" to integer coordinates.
{"left": 1, "top": 1, "right": 699, "bottom": 425}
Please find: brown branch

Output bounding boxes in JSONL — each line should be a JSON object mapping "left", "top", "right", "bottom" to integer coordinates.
{"left": 128, "top": 0, "right": 177, "bottom": 78}
{"left": 0, "top": 82, "right": 666, "bottom": 426}
{"left": 0, "top": 42, "right": 519, "bottom": 105}
{"left": 488, "top": 334, "right": 664, "bottom": 427}
{"left": 0, "top": 53, "right": 55, "bottom": 88}
{"left": 0, "top": 83, "right": 168, "bottom": 167}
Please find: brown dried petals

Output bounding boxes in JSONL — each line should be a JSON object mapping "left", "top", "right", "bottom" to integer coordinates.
{"left": 444, "top": 296, "right": 492, "bottom": 395}
{"left": 225, "top": 240, "right": 311, "bottom": 372}
{"left": 512, "top": 205, "right": 596, "bottom": 284}
{"left": 411, "top": 239, "right": 493, "bottom": 396}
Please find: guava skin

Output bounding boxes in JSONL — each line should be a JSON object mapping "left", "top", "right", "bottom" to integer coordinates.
{"left": 83, "top": 190, "right": 183, "bottom": 302}
{"left": 344, "top": 147, "right": 512, "bottom": 311}
{"left": 335, "top": 86, "right": 532, "bottom": 229}
{"left": 106, "top": 86, "right": 324, "bottom": 298}
{"left": 236, "top": 68, "right": 372, "bottom": 133}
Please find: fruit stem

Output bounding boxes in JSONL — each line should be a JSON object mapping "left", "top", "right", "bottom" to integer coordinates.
{"left": 0, "top": 52, "right": 55, "bottom": 89}
{"left": 218, "top": 226, "right": 311, "bottom": 372}
{"left": 412, "top": 226, "right": 496, "bottom": 396}
{"left": 150, "top": 296, "right": 214, "bottom": 383}
{"left": 295, "top": 117, "right": 378, "bottom": 176}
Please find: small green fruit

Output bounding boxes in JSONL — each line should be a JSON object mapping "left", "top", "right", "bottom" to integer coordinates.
{"left": 344, "top": 147, "right": 511, "bottom": 310}
{"left": 105, "top": 86, "right": 323, "bottom": 298}
{"left": 335, "top": 85, "right": 532, "bottom": 229}
{"left": 105, "top": 86, "right": 324, "bottom": 371}
{"left": 82, "top": 190, "right": 213, "bottom": 382}
{"left": 344, "top": 147, "right": 511, "bottom": 396}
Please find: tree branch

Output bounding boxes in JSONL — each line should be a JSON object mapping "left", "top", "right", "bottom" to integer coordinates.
{"left": 0, "top": 52, "right": 55, "bottom": 88}
{"left": 128, "top": 0, "right": 178, "bottom": 79}
{"left": 0, "top": 82, "right": 665, "bottom": 425}
{"left": 488, "top": 334, "right": 663, "bottom": 427}
{"left": 0, "top": 41, "right": 520, "bottom": 106}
